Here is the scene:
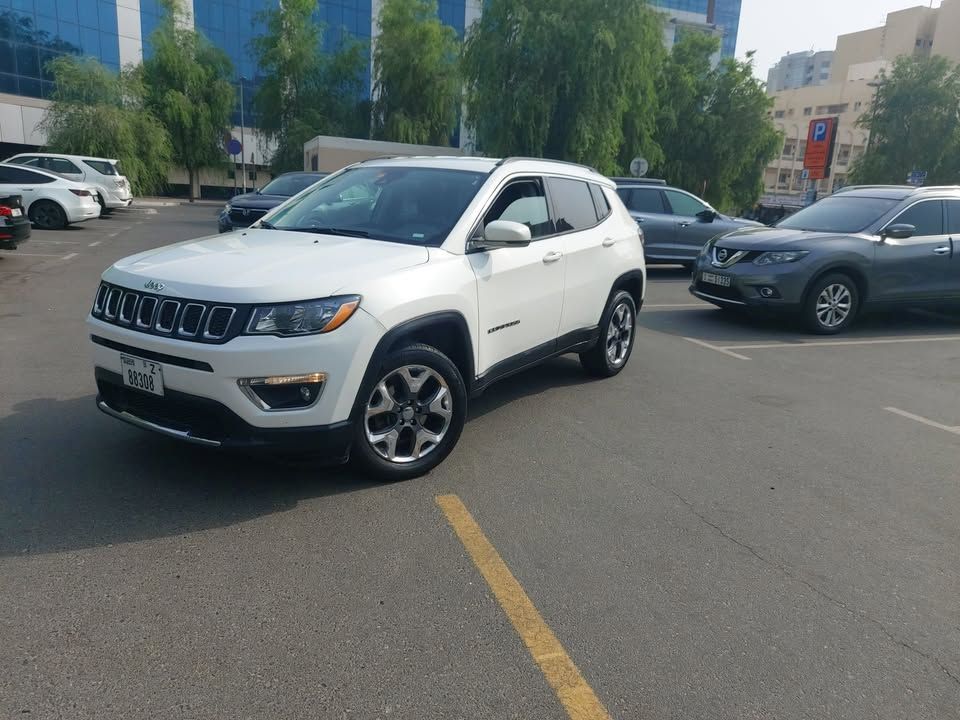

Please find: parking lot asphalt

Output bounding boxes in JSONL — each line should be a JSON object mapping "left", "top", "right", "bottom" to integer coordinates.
{"left": 2, "top": 205, "right": 959, "bottom": 719}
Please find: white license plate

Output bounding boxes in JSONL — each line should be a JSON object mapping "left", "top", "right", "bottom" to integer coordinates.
{"left": 121, "top": 354, "right": 165, "bottom": 396}
{"left": 701, "top": 272, "right": 732, "bottom": 288}
{"left": 10, "top": 208, "right": 21, "bottom": 217}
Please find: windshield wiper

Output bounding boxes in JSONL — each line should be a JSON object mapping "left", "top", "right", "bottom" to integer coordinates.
{"left": 257, "top": 220, "right": 276, "bottom": 230}
{"left": 286, "top": 226, "right": 370, "bottom": 238}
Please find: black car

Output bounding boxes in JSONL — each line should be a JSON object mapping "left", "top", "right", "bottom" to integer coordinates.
{"left": 0, "top": 194, "right": 31, "bottom": 249}
{"left": 219, "top": 171, "right": 327, "bottom": 233}
{"left": 690, "top": 185, "right": 960, "bottom": 334}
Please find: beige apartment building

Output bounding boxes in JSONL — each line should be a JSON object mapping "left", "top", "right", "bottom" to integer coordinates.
{"left": 762, "top": 1, "right": 960, "bottom": 203}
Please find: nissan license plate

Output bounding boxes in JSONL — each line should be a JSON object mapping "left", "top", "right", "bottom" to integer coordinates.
{"left": 121, "top": 354, "right": 165, "bottom": 396}
{"left": 701, "top": 272, "right": 732, "bottom": 288}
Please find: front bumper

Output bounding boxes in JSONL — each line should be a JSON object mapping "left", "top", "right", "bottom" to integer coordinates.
{"left": 0, "top": 216, "right": 31, "bottom": 249}
{"left": 88, "top": 308, "right": 384, "bottom": 431}
{"left": 96, "top": 368, "right": 353, "bottom": 459}
{"left": 689, "top": 255, "right": 810, "bottom": 309}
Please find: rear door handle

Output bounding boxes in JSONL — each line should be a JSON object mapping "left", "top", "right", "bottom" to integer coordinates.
{"left": 602, "top": 237, "right": 616, "bottom": 248}
{"left": 933, "top": 246, "right": 951, "bottom": 255}
{"left": 542, "top": 251, "right": 563, "bottom": 264}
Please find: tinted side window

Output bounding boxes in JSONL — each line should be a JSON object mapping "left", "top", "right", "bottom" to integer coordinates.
{"left": 12, "top": 156, "right": 41, "bottom": 167}
{"left": 547, "top": 177, "right": 599, "bottom": 232}
{"left": 892, "top": 200, "right": 943, "bottom": 237}
{"left": 620, "top": 187, "right": 665, "bottom": 213}
{"left": 484, "top": 178, "right": 554, "bottom": 239}
{"left": 0, "top": 166, "right": 55, "bottom": 183}
{"left": 48, "top": 158, "right": 81, "bottom": 174}
{"left": 589, "top": 184, "right": 611, "bottom": 221}
{"left": 944, "top": 200, "right": 960, "bottom": 235}
{"left": 664, "top": 189, "right": 708, "bottom": 217}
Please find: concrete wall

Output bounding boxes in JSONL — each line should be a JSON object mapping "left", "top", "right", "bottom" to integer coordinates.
{"left": 932, "top": 0, "right": 960, "bottom": 65}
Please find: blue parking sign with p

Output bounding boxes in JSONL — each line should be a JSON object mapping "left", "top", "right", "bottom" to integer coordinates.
{"left": 813, "top": 121, "right": 828, "bottom": 142}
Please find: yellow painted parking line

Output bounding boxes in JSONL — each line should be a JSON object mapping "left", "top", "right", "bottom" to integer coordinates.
{"left": 436, "top": 495, "right": 612, "bottom": 720}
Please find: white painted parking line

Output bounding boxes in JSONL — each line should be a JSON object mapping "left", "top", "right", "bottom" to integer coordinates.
{"left": 646, "top": 303, "right": 710, "bottom": 309}
{"left": 88, "top": 241, "right": 102, "bottom": 247}
{"left": 884, "top": 407, "right": 960, "bottom": 436}
{"left": 28, "top": 239, "right": 82, "bottom": 244}
{"left": 0, "top": 251, "right": 64, "bottom": 257}
{"left": 61, "top": 253, "right": 77, "bottom": 261}
{"left": 683, "top": 337, "right": 751, "bottom": 360}
{"left": 726, "top": 336, "right": 960, "bottom": 351}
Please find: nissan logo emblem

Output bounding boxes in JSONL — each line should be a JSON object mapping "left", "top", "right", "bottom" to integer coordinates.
{"left": 717, "top": 248, "right": 728, "bottom": 262}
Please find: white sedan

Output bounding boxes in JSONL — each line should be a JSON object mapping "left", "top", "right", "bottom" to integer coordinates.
{"left": 0, "top": 162, "right": 101, "bottom": 229}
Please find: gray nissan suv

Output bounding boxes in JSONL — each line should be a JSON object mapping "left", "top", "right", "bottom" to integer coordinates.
{"left": 690, "top": 185, "right": 960, "bottom": 334}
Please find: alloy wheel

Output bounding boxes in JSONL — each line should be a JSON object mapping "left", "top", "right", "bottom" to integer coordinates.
{"left": 364, "top": 365, "right": 453, "bottom": 464}
{"left": 815, "top": 283, "right": 852, "bottom": 328}
{"left": 606, "top": 301, "right": 634, "bottom": 367}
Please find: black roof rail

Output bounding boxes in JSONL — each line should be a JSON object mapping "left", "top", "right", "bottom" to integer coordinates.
{"left": 610, "top": 177, "right": 667, "bottom": 186}
{"left": 495, "top": 156, "right": 598, "bottom": 173}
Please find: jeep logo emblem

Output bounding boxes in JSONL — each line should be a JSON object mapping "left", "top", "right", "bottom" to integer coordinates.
{"left": 144, "top": 280, "right": 165, "bottom": 292}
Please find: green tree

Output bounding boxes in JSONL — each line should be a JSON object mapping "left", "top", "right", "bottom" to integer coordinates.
{"left": 851, "top": 55, "right": 960, "bottom": 185}
{"left": 252, "top": 0, "right": 368, "bottom": 173}
{"left": 461, "top": 0, "right": 664, "bottom": 174}
{"left": 654, "top": 35, "right": 780, "bottom": 210}
{"left": 372, "top": 0, "right": 460, "bottom": 145}
{"left": 40, "top": 56, "right": 172, "bottom": 196}
{"left": 141, "top": 0, "right": 235, "bottom": 200}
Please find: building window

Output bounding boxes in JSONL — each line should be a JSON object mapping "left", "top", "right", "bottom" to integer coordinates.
{"left": 803, "top": 107, "right": 812, "bottom": 116}
{"left": 774, "top": 110, "right": 785, "bottom": 119}
{"left": 783, "top": 143, "right": 796, "bottom": 158}
{"left": 838, "top": 146, "right": 852, "bottom": 165}
{"left": 854, "top": 101, "right": 862, "bottom": 111}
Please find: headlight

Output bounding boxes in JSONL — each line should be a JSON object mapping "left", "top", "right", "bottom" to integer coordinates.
{"left": 700, "top": 237, "right": 718, "bottom": 258}
{"left": 245, "top": 296, "right": 361, "bottom": 336}
{"left": 754, "top": 251, "right": 809, "bottom": 266}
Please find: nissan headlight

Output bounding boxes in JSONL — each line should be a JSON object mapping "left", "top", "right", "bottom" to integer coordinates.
{"left": 700, "top": 236, "right": 718, "bottom": 258}
{"left": 245, "top": 296, "right": 361, "bottom": 336}
{"left": 754, "top": 251, "right": 809, "bottom": 266}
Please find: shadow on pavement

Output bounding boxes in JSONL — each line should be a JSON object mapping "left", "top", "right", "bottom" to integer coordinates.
{"left": 0, "top": 395, "right": 377, "bottom": 557}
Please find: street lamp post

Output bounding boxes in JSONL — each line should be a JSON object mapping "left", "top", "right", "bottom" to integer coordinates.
{"left": 240, "top": 76, "right": 247, "bottom": 194}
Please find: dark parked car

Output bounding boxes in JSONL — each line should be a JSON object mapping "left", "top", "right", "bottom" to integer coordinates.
{"left": 0, "top": 194, "right": 31, "bottom": 249}
{"left": 690, "top": 185, "right": 960, "bottom": 334}
{"left": 219, "top": 171, "right": 327, "bottom": 232}
{"left": 615, "top": 181, "right": 761, "bottom": 268}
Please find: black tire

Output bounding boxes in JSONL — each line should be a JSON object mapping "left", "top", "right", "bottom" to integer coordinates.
{"left": 802, "top": 273, "right": 859, "bottom": 334}
{"left": 580, "top": 290, "right": 637, "bottom": 377}
{"left": 28, "top": 200, "right": 67, "bottom": 230}
{"left": 351, "top": 343, "right": 467, "bottom": 481}
{"left": 96, "top": 195, "right": 113, "bottom": 215}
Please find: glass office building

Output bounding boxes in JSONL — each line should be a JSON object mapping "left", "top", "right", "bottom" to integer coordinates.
{"left": 650, "top": 0, "right": 742, "bottom": 58}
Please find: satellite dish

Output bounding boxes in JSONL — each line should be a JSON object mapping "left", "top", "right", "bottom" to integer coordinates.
{"left": 630, "top": 157, "right": 649, "bottom": 178}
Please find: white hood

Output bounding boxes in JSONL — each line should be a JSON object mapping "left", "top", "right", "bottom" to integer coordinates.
{"left": 103, "top": 229, "right": 430, "bottom": 304}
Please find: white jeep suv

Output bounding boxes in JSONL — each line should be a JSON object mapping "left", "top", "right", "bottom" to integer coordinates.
{"left": 88, "top": 157, "right": 645, "bottom": 479}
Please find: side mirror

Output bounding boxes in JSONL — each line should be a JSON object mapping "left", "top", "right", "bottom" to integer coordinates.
{"left": 881, "top": 223, "right": 915, "bottom": 241}
{"left": 696, "top": 209, "right": 718, "bottom": 223}
{"left": 482, "top": 220, "right": 532, "bottom": 248}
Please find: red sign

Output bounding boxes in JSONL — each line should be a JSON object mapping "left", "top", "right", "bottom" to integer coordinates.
{"left": 803, "top": 117, "right": 837, "bottom": 180}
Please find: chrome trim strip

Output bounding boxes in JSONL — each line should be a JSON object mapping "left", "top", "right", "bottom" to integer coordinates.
{"left": 104, "top": 288, "right": 122, "bottom": 320}
{"left": 237, "top": 375, "right": 326, "bottom": 412}
{"left": 97, "top": 400, "right": 222, "bottom": 447}
{"left": 177, "top": 303, "right": 206, "bottom": 337}
{"left": 92, "top": 283, "right": 108, "bottom": 315}
{"left": 711, "top": 248, "right": 748, "bottom": 268}
{"left": 692, "top": 289, "right": 747, "bottom": 306}
{"left": 203, "top": 306, "right": 236, "bottom": 340}
{"left": 154, "top": 300, "right": 180, "bottom": 333}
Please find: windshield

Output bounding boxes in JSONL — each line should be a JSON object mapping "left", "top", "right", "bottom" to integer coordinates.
{"left": 83, "top": 159, "right": 118, "bottom": 175}
{"left": 266, "top": 166, "right": 486, "bottom": 246}
{"left": 776, "top": 196, "right": 901, "bottom": 233}
{"left": 260, "top": 174, "right": 326, "bottom": 197}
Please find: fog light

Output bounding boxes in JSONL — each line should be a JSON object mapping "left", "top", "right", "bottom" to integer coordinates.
{"left": 238, "top": 373, "right": 327, "bottom": 411}
{"left": 759, "top": 287, "right": 780, "bottom": 298}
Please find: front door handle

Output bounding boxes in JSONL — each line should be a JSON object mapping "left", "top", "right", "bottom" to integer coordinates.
{"left": 602, "top": 237, "right": 616, "bottom": 248}
{"left": 678, "top": 222, "right": 691, "bottom": 228}
{"left": 933, "top": 246, "right": 951, "bottom": 255}
{"left": 542, "top": 251, "right": 563, "bottom": 264}
{"left": 635, "top": 217, "right": 646, "bottom": 223}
